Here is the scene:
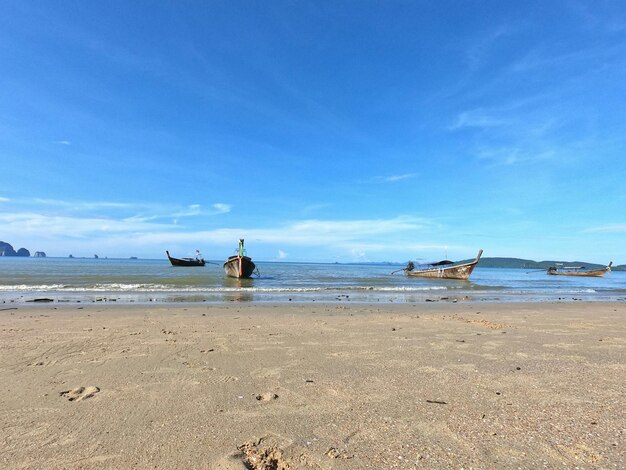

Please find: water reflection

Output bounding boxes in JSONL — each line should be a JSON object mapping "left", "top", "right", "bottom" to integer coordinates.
{"left": 222, "top": 277, "right": 254, "bottom": 302}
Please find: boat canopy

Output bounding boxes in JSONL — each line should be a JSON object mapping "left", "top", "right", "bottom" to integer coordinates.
{"left": 427, "top": 260, "right": 454, "bottom": 266}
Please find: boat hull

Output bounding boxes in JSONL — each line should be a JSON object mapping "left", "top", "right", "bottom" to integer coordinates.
{"left": 547, "top": 262, "right": 612, "bottom": 277}
{"left": 223, "top": 256, "right": 256, "bottom": 278}
{"left": 405, "top": 261, "right": 478, "bottom": 280}
{"left": 166, "top": 251, "right": 205, "bottom": 267}
{"left": 547, "top": 269, "right": 608, "bottom": 277}
{"left": 406, "top": 249, "right": 482, "bottom": 280}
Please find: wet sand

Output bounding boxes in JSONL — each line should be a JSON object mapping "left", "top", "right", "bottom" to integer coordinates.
{"left": 1, "top": 302, "right": 624, "bottom": 469}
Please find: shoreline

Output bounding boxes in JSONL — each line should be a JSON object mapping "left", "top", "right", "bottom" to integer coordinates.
{"left": 3, "top": 290, "right": 626, "bottom": 306}
{"left": 2, "top": 302, "right": 624, "bottom": 468}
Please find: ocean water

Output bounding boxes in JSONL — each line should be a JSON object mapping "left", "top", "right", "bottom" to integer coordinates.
{"left": 0, "top": 257, "right": 625, "bottom": 304}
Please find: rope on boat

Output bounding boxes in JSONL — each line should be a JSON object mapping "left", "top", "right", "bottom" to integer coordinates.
{"left": 390, "top": 268, "right": 408, "bottom": 275}
{"left": 391, "top": 261, "right": 413, "bottom": 275}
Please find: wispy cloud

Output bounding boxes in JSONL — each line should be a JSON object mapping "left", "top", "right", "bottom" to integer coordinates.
{"left": 449, "top": 97, "right": 579, "bottom": 167}
{"left": 583, "top": 224, "right": 626, "bottom": 234}
{"left": 0, "top": 212, "right": 174, "bottom": 238}
{"left": 113, "top": 216, "right": 444, "bottom": 259}
{"left": 0, "top": 197, "right": 9, "bottom": 203}
{"left": 449, "top": 110, "right": 507, "bottom": 130}
{"left": 568, "top": 2, "right": 626, "bottom": 33}
{"left": 449, "top": 95, "right": 555, "bottom": 133}
{"left": 15, "top": 198, "right": 230, "bottom": 221}
{"left": 0, "top": 209, "right": 438, "bottom": 252}
{"left": 475, "top": 146, "right": 557, "bottom": 166}
{"left": 509, "top": 41, "right": 626, "bottom": 75}
{"left": 173, "top": 204, "right": 202, "bottom": 217}
{"left": 378, "top": 173, "right": 418, "bottom": 183}
{"left": 464, "top": 25, "right": 517, "bottom": 71}
{"left": 54, "top": 140, "right": 71, "bottom": 145}
{"left": 285, "top": 216, "right": 434, "bottom": 240}
{"left": 32, "top": 198, "right": 137, "bottom": 211}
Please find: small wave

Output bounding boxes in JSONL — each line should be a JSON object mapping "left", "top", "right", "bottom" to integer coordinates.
{"left": 0, "top": 283, "right": 450, "bottom": 293}
{"left": 0, "top": 284, "right": 69, "bottom": 291}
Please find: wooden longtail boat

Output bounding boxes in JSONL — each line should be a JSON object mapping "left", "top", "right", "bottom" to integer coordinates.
{"left": 547, "top": 261, "right": 612, "bottom": 277}
{"left": 402, "top": 249, "right": 483, "bottom": 280}
{"left": 166, "top": 250, "right": 206, "bottom": 267}
{"left": 223, "top": 239, "right": 256, "bottom": 278}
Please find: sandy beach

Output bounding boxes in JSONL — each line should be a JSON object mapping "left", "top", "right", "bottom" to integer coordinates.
{"left": 1, "top": 301, "right": 624, "bottom": 469}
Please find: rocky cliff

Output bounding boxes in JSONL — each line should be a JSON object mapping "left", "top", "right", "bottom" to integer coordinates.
{"left": 0, "top": 241, "right": 31, "bottom": 257}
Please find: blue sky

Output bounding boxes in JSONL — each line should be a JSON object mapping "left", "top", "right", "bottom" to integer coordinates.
{"left": 1, "top": 1, "right": 625, "bottom": 263}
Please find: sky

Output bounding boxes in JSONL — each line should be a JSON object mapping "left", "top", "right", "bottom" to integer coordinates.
{"left": 1, "top": 1, "right": 625, "bottom": 263}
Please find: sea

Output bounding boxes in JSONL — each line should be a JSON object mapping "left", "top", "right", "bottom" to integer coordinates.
{"left": 0, "top": 257, "right": 624, "bottom": 305}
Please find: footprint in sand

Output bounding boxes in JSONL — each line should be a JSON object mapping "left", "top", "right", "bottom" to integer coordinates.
{"left": 325, "top": 447, "right": 354, "bottom": 460}
{"left": 232, "top": 433, "right": 321, "bottom": 469}
{"left": 28, "top": 358, "right": 58, "bottom": 367}
{"left": 237, "top": 442, "right": 288, "bottom": 470}
{"left": 236, "top": 434, "right": 291, "bottom": 469}
{"left": 59, "top": 386, "right": 100, "bottom": 402}
{"left": 255, "top": 392, "right": 279, "bottom": 402}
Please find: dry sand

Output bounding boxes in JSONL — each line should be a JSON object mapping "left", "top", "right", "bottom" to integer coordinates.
{"left": 0, "top": 302, "right": 624, "bottom": 469}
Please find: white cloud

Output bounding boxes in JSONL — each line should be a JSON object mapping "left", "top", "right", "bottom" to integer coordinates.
{"left": 54, "top": 140, "right": 71, "bottom": 145}
{"left": 0, "top": 197, "right": 9, "bottom": 203}
{"left": 0, "top": 212, "right": 173, "bottom": 237}
{"left": 0, "top": 197, "right": 446, "bottom": 259}
{"left": 211, "top": 203, "right": 231, "bottom": 214}
{"left": 17, "top": 198, "right": 232, "bottom": 221}
{"left": 0, "top": 211, "right": 435, "bottom": 247}
{"left": 116, "top": 216, "right": 442, "bottom": 258}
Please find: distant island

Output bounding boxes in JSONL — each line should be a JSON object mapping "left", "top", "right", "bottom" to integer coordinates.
{"left": 0, "top": 240, "right": 36, "bottom": 257}
{"left": 477, "top": 257, "right": 624, "bottom": 271}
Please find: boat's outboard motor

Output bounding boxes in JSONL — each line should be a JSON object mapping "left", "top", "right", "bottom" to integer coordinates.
{"left": 406, "top": 261, "right": 415, "bottom": 272}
